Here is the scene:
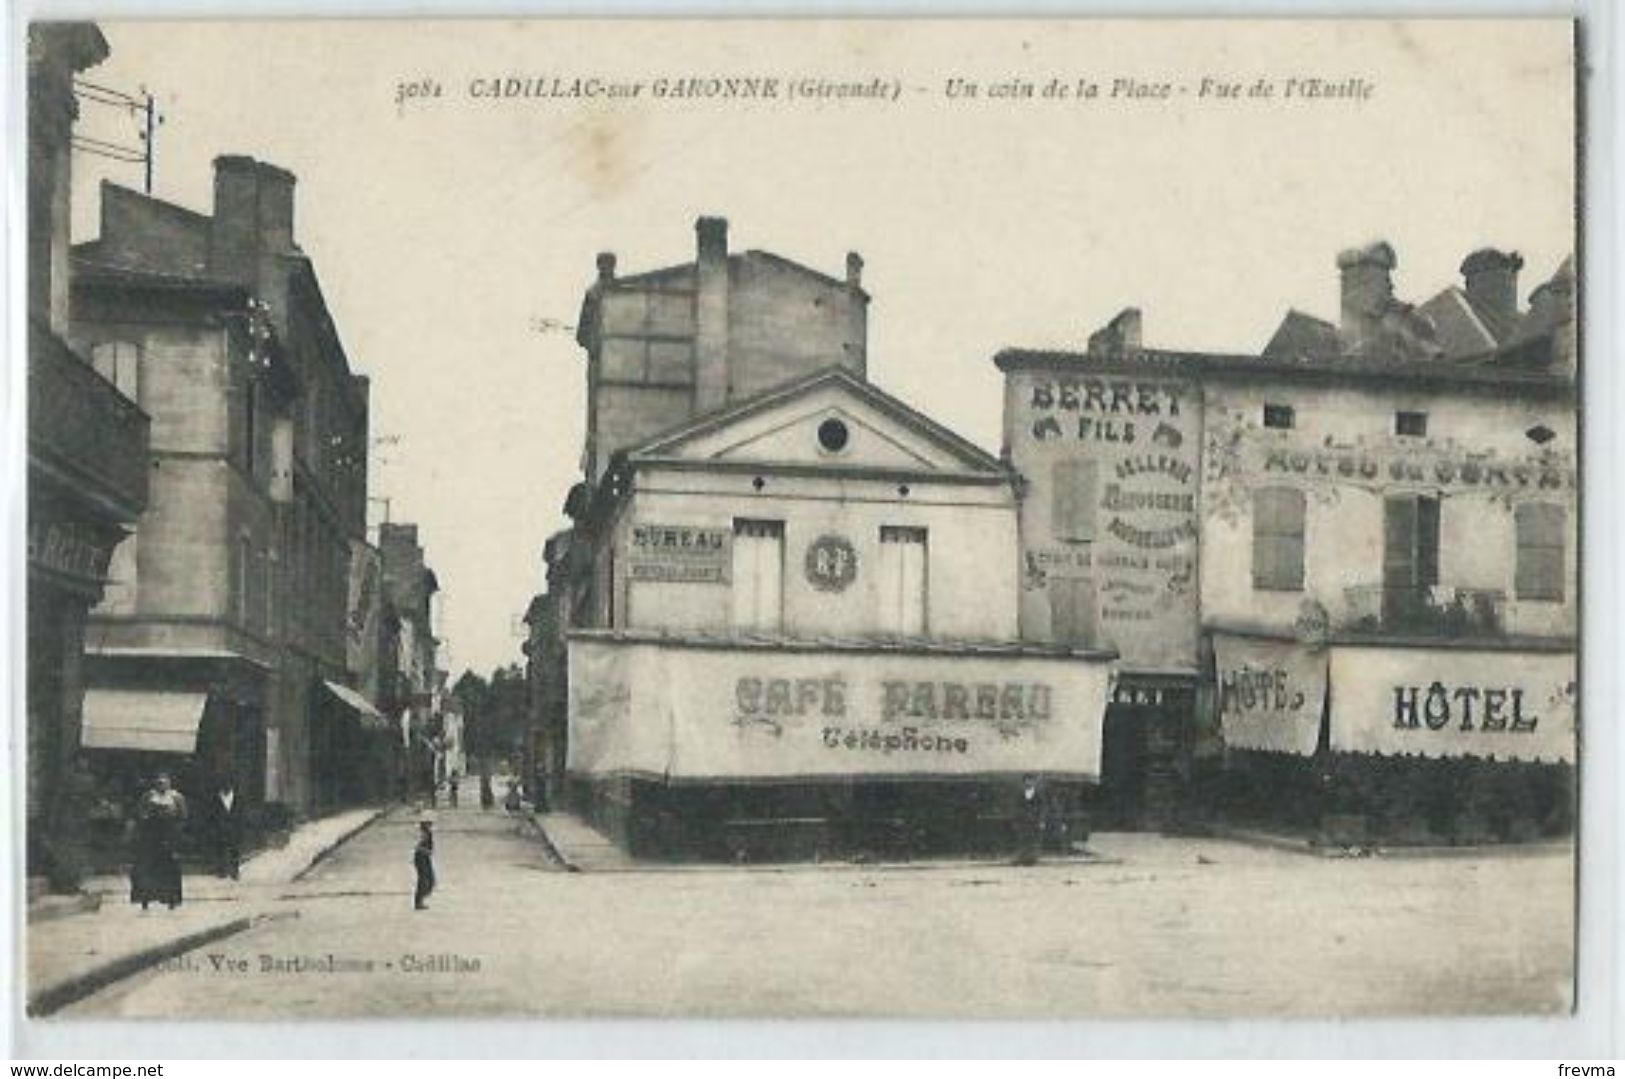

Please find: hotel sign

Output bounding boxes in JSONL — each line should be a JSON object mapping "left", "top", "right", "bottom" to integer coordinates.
{"left": 1214, "top": 634, "right": 1327, "bottom": 756}
{"left": 1328, "top": 646, "right": 1576, "bottom": 764}
{"left": 628, "top": 523, "right": 731, "bottom": 584}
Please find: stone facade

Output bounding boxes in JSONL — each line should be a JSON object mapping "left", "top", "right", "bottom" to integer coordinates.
{"left": 996, "top": 241, "right": 1577, "bottom": 839}
{"left": 71, "top": 157, "right": 376, "bottom": 818}
{"left": 26, "top": 22, "right": 150, "bottom": 890}
{"left": 575, "top": 217, "right": 867, "bottom": 484}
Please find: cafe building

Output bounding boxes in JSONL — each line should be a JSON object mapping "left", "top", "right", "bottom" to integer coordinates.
{"left": 566, "top": 366, "right": 1117, "bottom": 859}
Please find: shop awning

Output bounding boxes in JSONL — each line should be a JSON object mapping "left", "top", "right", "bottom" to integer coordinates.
{"left": 81, "top": 689, "right": 209, "bottom": 754}
{"left": 320, "top": 680, "right": 390, "bottom": 731}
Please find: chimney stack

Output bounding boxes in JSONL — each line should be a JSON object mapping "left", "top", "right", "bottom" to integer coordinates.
{"left": 208, "top": 155, "right": 297, "bottom": 294}
{"left": 694, "top": 216, "right": 731, "bottom": 409}
{"left": 846, "top": 252, "right": 864, "bottom": 290}
{"left": 1460, "top": 248, "right": 1523, "bottom": 324}
{"left": 1336, "top": 241, "right": 1397, "bottom": 355}
{"left": 595, "top": 251, "right": 617, "bottom": 285}
{"left": 696, "top": 216, "right": 729, "bottom": 265}
{"left": 1088, "top": 307, "right": 1143, "bottom": 358}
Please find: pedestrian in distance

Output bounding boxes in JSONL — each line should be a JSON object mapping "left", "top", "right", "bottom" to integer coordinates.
{"left": 211, "top": 778, "right": 242, "bottom": 879}
{"left": 413, "top": 819, "right": 436, "bottom": 910}
{"left": 1013, "top": 774, "right": 1044, "bottom": 867}
{"left": 479, "top": 772, "right": 495, "bottom": 811}
{"left": 130, "top": 773, "right": 188, "bottom": 910}
{"left": 448, "top": 773, "right": 460, "bottom": 809}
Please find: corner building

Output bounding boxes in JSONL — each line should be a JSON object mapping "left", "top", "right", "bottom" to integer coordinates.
{"left": 551, "top": 219, "right": 1114, "bottom": 859}
{"left": 567, "top": 368, "right": 1115, "bottom": 858}
{"left": 996, "top": 242, "right": 1577, "bottom": 843}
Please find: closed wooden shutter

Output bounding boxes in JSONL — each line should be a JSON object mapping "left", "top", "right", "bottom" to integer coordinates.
{"left": 1050, "top": 576, "right": 1097, "bottom": 644}
{"left": 731, "top": 519, "right": 784, "bottom": 632}
{"left": 1253, "top": 487, "right": 1306, "bottom": 591}
{"left": 1052, "top": 459, "right": 1099, "bottom": 543}
{"left": 878, "top": 526, "right": 928, "bottom": 636}
{"left": 1515, "top": 502, "right": 1566, "bottom": 601}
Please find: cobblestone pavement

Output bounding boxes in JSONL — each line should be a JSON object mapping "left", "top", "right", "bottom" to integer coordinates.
{"left": 63, "top": 804, "right": 1574, "bottom": 1020}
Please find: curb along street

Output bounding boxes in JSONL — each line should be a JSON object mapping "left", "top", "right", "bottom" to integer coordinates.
{"left": 28, "top": 916, "right": 257, "bottom": 1018}
{"left": 26, "top": 804, "right": 389, "bottom": 1017}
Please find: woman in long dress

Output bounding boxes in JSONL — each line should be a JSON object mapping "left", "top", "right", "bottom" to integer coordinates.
{"left": 130, "top": 773, "right": 188, "bottom": 910}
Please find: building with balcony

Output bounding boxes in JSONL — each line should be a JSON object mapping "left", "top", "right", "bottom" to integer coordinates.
{"left": 69, "top": 156, "right": 382, "bottom": 819}
{"left": 25, "top": 23, "right": 150, "bottom": 891}
{"left": 996, "top": 241, "right": 1577, "bottom": 843}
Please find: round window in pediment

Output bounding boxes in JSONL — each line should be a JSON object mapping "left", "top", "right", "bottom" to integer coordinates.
{"left": 817, "top": 417, "right": 850, "bottom": 454}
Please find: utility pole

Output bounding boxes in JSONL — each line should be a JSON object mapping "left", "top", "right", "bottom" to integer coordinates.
{"left": 72, "top": 80, "right": 161, "bottom": 193}
{"left": 142, "top": 90, "right": 155, "bottom": 193}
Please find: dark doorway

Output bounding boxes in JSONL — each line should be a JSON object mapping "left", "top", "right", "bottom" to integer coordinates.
{"left": 1096, "top": 704, "right": 1149, "bottom": 829}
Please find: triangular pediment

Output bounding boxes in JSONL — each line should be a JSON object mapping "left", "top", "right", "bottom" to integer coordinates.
{"left": 627, "top": 368, "right": 1005, "bottom": 478}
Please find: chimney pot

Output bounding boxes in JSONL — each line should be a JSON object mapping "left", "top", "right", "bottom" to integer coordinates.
{"left": 846, "top": 252, "right": 864, "bottom": 289}
{"left": 596, "top": 252, "right": 617, "bottom": 283}
{"left": 1460, "top": 247, "right": 1523, "bottom": 324}
{"left": 1337, "top": 240, "right": 1398, "bottom": 354}
{"left": 1088, "top": 307, "right": 1143, "bottom": 357}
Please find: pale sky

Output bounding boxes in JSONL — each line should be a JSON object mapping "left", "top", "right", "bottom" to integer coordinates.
{"left": 69, "top": 19, "right": 1576, "bottom": 677}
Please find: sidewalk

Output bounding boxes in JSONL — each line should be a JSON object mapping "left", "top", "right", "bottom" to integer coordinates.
{"left": 531, "top": 811, "right": 637, "bottom": 872}
{"left": 532, "top": 810, "right": 1122, "bottom": 874}
{"left": 27, "top": 804, "right": 387, "bottom": 1016}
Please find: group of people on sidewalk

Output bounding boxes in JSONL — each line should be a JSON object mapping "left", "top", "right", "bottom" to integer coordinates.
{"left": 126, "top": 774, "right": 242, "bottom": 912}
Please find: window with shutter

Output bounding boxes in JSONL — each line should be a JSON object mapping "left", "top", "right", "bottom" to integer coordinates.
{"left": 1382, "top": 494, "right": 1441, "bottom": 622}
{"left": 731, "top": 519, "right": 785, "bottom": 632}
{"left": 878, "top": 526, "right": 928, "bottom": 636}
{"left": 1515, "top": 503, "right": 1566, "bottom": 601}
{"left": 1252, "top": 487, "right": 1305, "bottom": 591}
{"left": 1049, "top": 577, "right": 1097, "bottom": 644}
{"left": 1052, "top": 459, "right": 1099, "bottom": 543}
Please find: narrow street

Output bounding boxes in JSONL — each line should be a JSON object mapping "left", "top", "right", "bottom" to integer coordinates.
{"left": 65, "top": 806, "right": 1574, "bottom": 1020}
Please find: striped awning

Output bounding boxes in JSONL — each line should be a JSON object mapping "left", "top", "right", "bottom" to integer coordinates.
{"left": 81, "top": 689, "right": 209, "bottom": 754}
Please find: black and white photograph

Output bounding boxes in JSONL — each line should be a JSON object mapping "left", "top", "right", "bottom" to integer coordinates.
{"left": 15, "top": 14, "right": 1596, "bottom": 1041}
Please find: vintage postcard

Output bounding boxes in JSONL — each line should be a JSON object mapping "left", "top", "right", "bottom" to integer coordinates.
{"left": 20, "top": 17, "right": 1579, "bottom": 1025}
